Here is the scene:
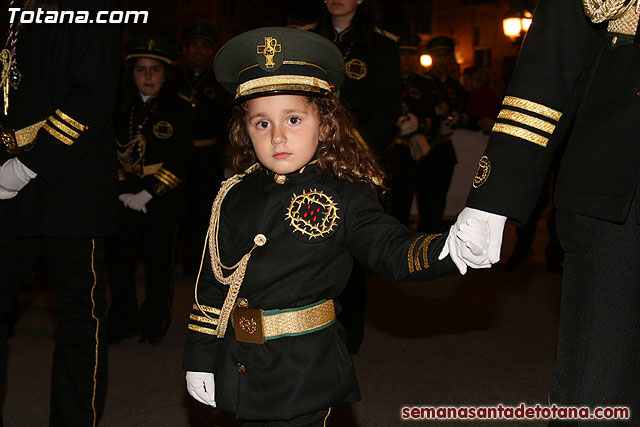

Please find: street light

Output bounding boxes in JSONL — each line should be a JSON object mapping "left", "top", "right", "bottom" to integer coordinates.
{"left": 503, "top": 9, "right": 533, "bottom": 39}
{"left": 420, "top": 54, "right": 432, "bottom": 68}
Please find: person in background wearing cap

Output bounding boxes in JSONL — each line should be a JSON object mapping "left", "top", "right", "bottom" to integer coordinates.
{"left": 300, "top": 0, "right": 402, "bottom": 355}
{"left": 106, "top": 35, "right": 191, "bottom": 345}
{"left": 182, "top": 26, "right": 490, "bottom": 426}
{"left": 386, "top": 33, "right": 436, "bottom": 227}
{"left": 0, "top": 0, "right": 119, "bottom": 424}
{"left": 175, "top": 23, "right": 232, "bottom": 277}
{"left": 446, "top": 0, "right": 640, "bottom": 421}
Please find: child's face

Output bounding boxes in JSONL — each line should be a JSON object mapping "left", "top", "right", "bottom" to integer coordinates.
{"left": 245, "top": 94, "right": 320, "bottom": 175}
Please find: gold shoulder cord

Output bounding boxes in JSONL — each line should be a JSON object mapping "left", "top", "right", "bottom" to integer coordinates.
{"left": 194, "top": 163, "right": 262, "bottom": 338}
{"left": 582, "top": 0, "right": 635, "bottom": 23}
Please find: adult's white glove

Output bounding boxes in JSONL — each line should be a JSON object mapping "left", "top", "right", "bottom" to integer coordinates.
{"left": 396, "top": 113, "right": 419, "bottom": 136}
{"left": 186, "top": 371, "right": 216, "bottom": 407}
{"left": 438, "top": 207, "right": 507, "bottom": 275}
{"left": 119, "top": 190, "right": 153, "bottom": 213}
{"left": 0, "top": 158, "right": 37, "bottom": 199}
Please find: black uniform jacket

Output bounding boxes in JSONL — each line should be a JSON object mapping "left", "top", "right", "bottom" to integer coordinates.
{"left": 113, "top": 92, "right": 191, "bottom": 222}
{"left": 174, "top": 65, "right": 232, "bottom": 142}
{"left": 467, "top": 0, "right": 640, "bottom": 225}
{"left": 308, "top": 23, "right": 402, "bottom": 153}
{"left": 183, "top": 163, "right": 457, "bottom": 420}
{"left": 0, "top": 0, "right": 120, "bottom": 237}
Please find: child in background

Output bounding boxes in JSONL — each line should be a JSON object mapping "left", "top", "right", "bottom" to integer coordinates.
{"left": 183, "top": 27, "right": 489, "bottom": 426}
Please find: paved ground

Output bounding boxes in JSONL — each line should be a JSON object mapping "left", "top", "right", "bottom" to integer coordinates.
{"left": 2, "top": 223, "right": 562, "bottom": 426}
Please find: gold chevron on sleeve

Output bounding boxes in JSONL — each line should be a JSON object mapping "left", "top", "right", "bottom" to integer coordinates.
{"left": 188, "top": 324, "right": 217, "bottom": 335}
{"left": 497, "top": 110, "right": 556, "bottom": 135}
{"left": 154, "top": 168, "right": 180, "bottom": 189}
{"left": 492, "top": 123, "right": 550, "bottom": 147}
{"left": 55, "top": 109, "right": 88, "bottom": 132}
{"left": 42, "top": 122, "right": 75, "bottom": 146}
{"left": 192, "top": 304, "right": 221, "bottom": 315}
{"left": 501, "top": 96, "right": 562, "bottom": 121}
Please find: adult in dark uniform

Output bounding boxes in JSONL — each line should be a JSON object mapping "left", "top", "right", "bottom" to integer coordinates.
{"left": 446, "top": 0, "right": 640, "bottom": 423}
{"left": 0, "top": 0, "right": 120, "bottom": 425}
{"left": 108, "top": 35, "right": 191, "bottom": 345}
{"left": 303, "top": 0, "right": 402, "bottom": 354}
{"left": 182, "top": 27, "right": 486, "bottom": 425}
{"left": 175, "top": 23, "right": 232, "bottom": 277}
{"left": 387, "top": 34, "right": 436, "bottom": 226}
{"left": 416, "top": 36, "right": 460, "bottom": 233}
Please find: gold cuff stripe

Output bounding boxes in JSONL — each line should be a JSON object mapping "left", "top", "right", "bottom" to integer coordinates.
{"left": 236, "top": 75, "right": 331, "bottom": 98}
{"left": 42, "top": 123, "right": 75, "bottom": 146}
{"left": 192, "top": 304, "right": 221, "bottom": 315}
{"left": 497, "top": 109, "right": 556, "bottom": 135}
{"left": 154, "top": 168, "right": 180, "bottom": 189}
{"left": 502, "top": 96, "right": 562, "bottom": 121}
{"left": 189, "top": 314, "right": 219, "bottom": 325}
{"left": 48, "top": 116, "right": 80, "bottom": 139}
{"left": 188, "top": 323, "right": 217, "bottom": 336}
{"left": 408, "top": 236, "right": 423, "bottom": 273}
{"left": 413, "top": 234, "right": 441, "bottom": 271}
{"left": 118, "top": 169, "right": 126, "bottom": 181}
{"left": 55, "top": 109, "right": 88, "bottom": 131}
{"left": 262, "top": 300, "right": 335, "bottom": 339}
{"left": 492, "top": 123, "right": 549, "bottom": 148}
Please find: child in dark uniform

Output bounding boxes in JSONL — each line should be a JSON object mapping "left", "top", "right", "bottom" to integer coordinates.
{"left": 183, "top": 27, "right": 490, "bottom": 426}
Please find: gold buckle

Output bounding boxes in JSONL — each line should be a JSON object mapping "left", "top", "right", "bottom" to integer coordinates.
{"left": 0, "top": 125, "right": 19, "bottom": 154}
{"left": 232, "top": 307, "right": 265, "bottom": 344}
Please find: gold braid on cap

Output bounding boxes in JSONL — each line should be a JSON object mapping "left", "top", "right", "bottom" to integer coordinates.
{"left": 193, "top": 163, "right": 262, "bottom": 338}
{"left": 583, "top": 0, "right": 635, "bottom": 23}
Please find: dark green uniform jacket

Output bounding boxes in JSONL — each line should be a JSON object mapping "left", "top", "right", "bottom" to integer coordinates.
{"left": 467, "top": 0, "right": 640, "bottom": 225}
{"left": 183, "top": 163, "right": 456, "bottom": 420}
{"left": 113, "top": 92, "right": 190, "bottom": 221}
{"left": 307, "top": 23, "right": 402, "bottom": 152}
{"left": 0, "top": 0, "right": 120, "bottom": 237}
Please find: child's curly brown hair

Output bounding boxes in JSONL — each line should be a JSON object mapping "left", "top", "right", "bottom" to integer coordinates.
{"left": 227, "top": 94, "right": 387, "bottom": 190}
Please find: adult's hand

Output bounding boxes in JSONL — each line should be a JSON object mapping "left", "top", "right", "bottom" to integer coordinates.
{"left": 186, "top": 371, "right": 216, "bottom": 407}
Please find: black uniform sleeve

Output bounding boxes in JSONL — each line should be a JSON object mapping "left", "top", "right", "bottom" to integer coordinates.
{"left": 183, "top": 249, "right": 225, "bottom": 373}
{"left": 362, "top": 38, "right": 402, "bottom": 152}
{"left": 343, "top": 183, "right": 457, "bottom": 282}
{"left": 18, "top": 0, "right": 120, "bottom": 186}
{"left": 465, "top": 0, "right": 600, "bottom": 225}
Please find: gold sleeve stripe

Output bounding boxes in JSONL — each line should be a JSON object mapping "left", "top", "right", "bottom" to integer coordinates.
{"left": 118, "top": 169, "right": 126, "bottom": 181}
{"left": 192, "top": 304, "right": 221, "bottom": 315}
{"left": 188, "top": 324, "right": 217, "bottom": 335}
{"left": 492, "top": 123, "right": 549, "bottom": 148}
{"left": 42, "top": 123, "right": 75, "bottom": 146}
{"left": 414, "top": 234, "right": 441, "bottom": 271}
{"left": 48, "top": 116, "right": 80, "bottom": 139}
{"left": 502, "top": 96, "right": 562, "bottom": 121}
{"left": 154, "top": 168, "right": 180, "bottom": 189}
{"left": 55, "top": 109, "right": 88, "bottom": 132}
{"left": 497, "top": 109, "right": 556, "bottom": 135}
{"left": 408, "top": 236, "right": 423, "bottom": 273}
{"left": 189, "top": 314, "right": 219, "bottom": 325}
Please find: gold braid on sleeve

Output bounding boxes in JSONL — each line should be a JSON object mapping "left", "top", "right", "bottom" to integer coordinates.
{"left": 193, "top": 163, "right": 262, "bottom": 338}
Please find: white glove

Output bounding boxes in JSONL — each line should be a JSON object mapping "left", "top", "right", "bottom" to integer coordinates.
{"left": 0, "top": 158, "right": 37, "bottom": 199}
{"left": 397, "top": 113, "right": 419, "bottom": 136}
{"left": 186, "top": 371, "right": 216, "bottom": 407}
{"left": 119, "top": 190, "right": 152, "bottom": 213}
{"left": 438, "top": 207, "right": 507, "bottom": 275}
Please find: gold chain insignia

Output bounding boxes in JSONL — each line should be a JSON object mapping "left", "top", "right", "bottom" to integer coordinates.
{"left": 345, "top": 58, "right": 368, "bottom": 80}
{"left": 257, "top": 36, "right": 282, "bottom": 69}
{"left": 153, "top": 121, "right": 173, "bottom": 139}
{"left": 473, "top": 156, "right": 491, "bottom": 188}
{"left": 286, "top": 188, "right": 340, "bottom": 240}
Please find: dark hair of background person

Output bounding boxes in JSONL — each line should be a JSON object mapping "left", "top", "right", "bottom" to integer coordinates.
{"left": 228, "top": 95, "right": 387, "bottom": 190}
{"left": 314, "top": 0, "right": 378, "bottom": 54}
{"left": 116, "top": 58, "right": 177, "bottom": 113}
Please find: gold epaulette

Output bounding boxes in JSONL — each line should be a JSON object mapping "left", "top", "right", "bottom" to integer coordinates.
{"left": 292, "top": 22, "right": 317, "bottom": 31}
{"left": 375, "top": 27, "right": 399, "bottom": 42}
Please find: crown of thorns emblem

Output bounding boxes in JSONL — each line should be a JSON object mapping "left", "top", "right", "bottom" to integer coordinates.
{"left": 286, "top": 188, "right": 340, "bottom": 240}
